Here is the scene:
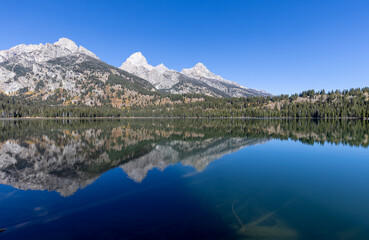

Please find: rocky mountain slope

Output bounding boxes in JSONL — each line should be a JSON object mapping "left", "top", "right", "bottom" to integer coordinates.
{"left": 0, "top": 38, "right": 156, "bottom": 107}
{"left": 0, "top": 38, "right": 271, "bottom": 109}
{"left": 120, "top": 52, "right": 271, "bottom": 97}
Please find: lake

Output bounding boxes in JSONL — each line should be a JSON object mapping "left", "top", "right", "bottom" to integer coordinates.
{"left": 0, "top": 119, "right": 368, "bottom": 240}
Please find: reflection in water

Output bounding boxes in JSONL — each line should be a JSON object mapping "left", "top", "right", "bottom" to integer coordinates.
{"left": 0, "top": 119, "right": 369, "bottom": 240}
{"left": 0, "top": 120, "right": 268, "bottom": 196}
{"left": 0, "top": 119, "right": 367, "bottom": 197}
{"left": 121, "top": 137, "right": 267, "bottom": 183}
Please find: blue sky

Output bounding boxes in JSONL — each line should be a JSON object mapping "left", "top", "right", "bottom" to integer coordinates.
{"left": 1, "top": 0, "right": 368, "bottom": 95}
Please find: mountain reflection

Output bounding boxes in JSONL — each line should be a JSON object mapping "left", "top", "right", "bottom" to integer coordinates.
{"left": 0, "top": 119, "right": 367, "bottom": 196}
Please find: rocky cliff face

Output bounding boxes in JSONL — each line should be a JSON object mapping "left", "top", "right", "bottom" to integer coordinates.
{"left": 0, "top": 38, "right": 98, "bottom": 94}
{"left": 120, "top": 52, "right": 271, "bottom": 97}
{"left": 0, "top": 38, "right": 155, "bottom": 106}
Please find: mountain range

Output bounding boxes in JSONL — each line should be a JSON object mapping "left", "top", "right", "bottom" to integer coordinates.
{"left": 120, "top": 52, "right": 270, "bottom": 97}
{"left": 0, "top": 38, "right": 270, "bottom": 107}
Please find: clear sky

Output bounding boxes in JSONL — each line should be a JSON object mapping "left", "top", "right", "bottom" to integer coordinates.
{"left": 1, "top": 0, "right": 368, "bottom": 95}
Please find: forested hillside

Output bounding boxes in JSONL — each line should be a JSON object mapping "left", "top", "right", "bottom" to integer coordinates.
{"left": 1, "top": 87, "right": 368, "bottom": 119}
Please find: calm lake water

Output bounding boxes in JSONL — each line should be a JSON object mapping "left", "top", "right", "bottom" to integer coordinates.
{"left": 0, "top": 119, "right": 368, "bottom": 240}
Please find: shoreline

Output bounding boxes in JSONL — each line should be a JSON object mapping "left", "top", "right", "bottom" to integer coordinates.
{"left": 0, "top": 117, "right": 366, "bottom": 120}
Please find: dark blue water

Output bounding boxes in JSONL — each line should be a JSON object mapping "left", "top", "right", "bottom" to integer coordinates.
{"left": 0, "top": 119, "right": 368, "bottom": 239}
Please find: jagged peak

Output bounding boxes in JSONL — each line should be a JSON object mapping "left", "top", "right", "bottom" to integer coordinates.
{"left": 181, "top": 62, "right": 216, "bottom": 78}
{"left": 0, "top": 37, "right": 99, "bottom": 65}
{"left": 192, "top": 62, "right": 212, "bottom": 73}
{"left": 156, "top": 63, "right": 166, "bottom": 68}
{"left": 120, "top": 52, "right": 155, "bottom": 71}
{"left": 182, "top": 62, "right": 209, "bottom": 73}
{"left": 53, "top": 38, "right": 78, "bottom": 52}
{"left": 125, "top": 52, "right": 148, "bottom": 66}
{"left": 194, "top": 62, "right": 206, "bottom": 68}
{"left": 181, "top": 62, "right": 237, "bottom": 85}
{"left": 54, "top": 38, "right": 99, "bottom": 59}
{"left": 118, "top": 52, "right": 269, "bottom": 96}
{"left": 155, "top": 63, "right": 169, "bottom": 73}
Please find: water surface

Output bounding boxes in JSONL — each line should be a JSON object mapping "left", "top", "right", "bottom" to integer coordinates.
{"left": 0, "top": 119, "right": 368, "bottom": 240}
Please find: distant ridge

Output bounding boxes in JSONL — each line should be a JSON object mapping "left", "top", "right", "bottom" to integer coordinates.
{"left": 120, "top": 52, "right": 271, "bottom": 97}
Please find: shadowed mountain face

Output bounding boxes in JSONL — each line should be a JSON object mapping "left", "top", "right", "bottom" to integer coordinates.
{"left": 0, "top": 119, "right": 368, "bottom": 196}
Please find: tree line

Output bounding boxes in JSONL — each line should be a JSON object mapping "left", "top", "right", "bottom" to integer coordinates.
{"left": 2, "top": 118, "right": 368, "bottom": 148}
{"left": 1, "top": 87, "right": 368, "bottom": 119}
